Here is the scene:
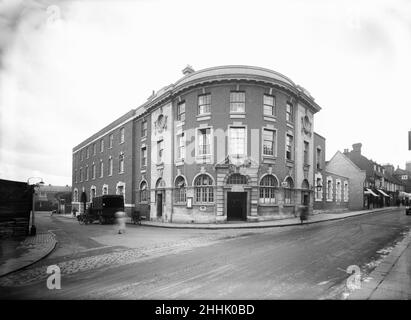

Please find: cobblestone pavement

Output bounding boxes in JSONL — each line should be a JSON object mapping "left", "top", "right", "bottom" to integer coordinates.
{"left": 0, "top": 232, "right": 250, "bottom": 287}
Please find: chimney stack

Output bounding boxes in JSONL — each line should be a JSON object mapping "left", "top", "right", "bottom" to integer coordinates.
{"left": 352, "top": 143, "right": 362, "bottom": 154}
{"left": 343, "top": 148, "right": 349, "bottom": 154}
{"left": 182, "top": 65, "right": 195, "bottom": 76}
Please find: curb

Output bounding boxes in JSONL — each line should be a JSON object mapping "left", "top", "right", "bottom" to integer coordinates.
{"left": 0, "top": 231, "right": 58, "bottom": 278}
{"left": 138, "top": 207, "right": 400, "bottom": 230}
{"left": 348, "top": 228, "right": 411, "bottom": 300}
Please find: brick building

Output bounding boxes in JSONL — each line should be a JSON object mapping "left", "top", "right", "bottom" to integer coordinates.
{"left": 312, "top": 133, "right": 350, "bottom": 213}
{"left": 72, "top": 65, "right": 330, "bottom": 223}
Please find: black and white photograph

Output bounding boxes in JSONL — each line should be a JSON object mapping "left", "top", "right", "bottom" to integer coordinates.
{"left": 0, "top": 0, "right": 411, "bottom": 311}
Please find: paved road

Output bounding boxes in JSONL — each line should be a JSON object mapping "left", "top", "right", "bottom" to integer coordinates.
{"left": 0, "top": 209, "right": 410, "bottom": 299}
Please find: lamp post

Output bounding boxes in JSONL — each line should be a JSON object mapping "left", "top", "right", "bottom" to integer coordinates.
{"left": 27, "top": 177, "right": 45, "bottom": 236}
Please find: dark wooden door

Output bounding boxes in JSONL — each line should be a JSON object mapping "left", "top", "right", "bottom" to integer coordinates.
{"left": 227, "top": 192, "right": 247, "bottom": 221}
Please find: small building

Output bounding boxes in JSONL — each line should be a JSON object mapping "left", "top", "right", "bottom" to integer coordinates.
{"left": 312, "top": 133, "right": 350, "bottom": 213}
{"left": 325, "top": 151, "right": 366, "bottom": 211}
{"left": 393, "top": 166, "right": 411, "bottom": 193}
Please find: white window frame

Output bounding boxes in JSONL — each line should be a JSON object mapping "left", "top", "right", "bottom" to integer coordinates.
{"left": 195, "top": 126, "right": 213, "bottom": 162}
{"left": 326, "top": 176, "right": 333, "bottom": 202}
{"left": 108, "top": 156, "right": 113, "bottom": 176}
{"left": 285, "top": 133, "right": 294, "bottom": 161}
{"left": 228, "top": 125, "right": 247, "bottom": 158}
{"left": 120, "top": 127, "right": 125, "bottom": 144}
{"left": 315, "top": 173, "right": 323, "bottom": 202}
{"left": 336, "top": 179, "right": 342, "bottom": 202}
{"left": 262, "top": 128, "right": 277, "bottom": 158}
{"left": 263, "top": 94, "right": 276, "bottom": 116}
{"left": 344, "top": 181, "right": 349, "bottom": 202}
{"left": 99, "top": 160, "right": 103, "bottom": 178}
{"left": 230, "top": 91, "right": 246, "bottom": 113}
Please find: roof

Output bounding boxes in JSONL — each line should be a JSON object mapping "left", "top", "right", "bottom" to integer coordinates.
{"left": 139, "top": 65, "right": 321, "bottom": 113}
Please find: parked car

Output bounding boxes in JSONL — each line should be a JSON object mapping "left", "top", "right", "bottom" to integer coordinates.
{"left": 406, "top": 206, "right": 411, "bottom": 215}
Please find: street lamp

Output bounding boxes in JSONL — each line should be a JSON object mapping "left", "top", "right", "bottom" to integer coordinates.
{"left": 27, "top": 177, "right": 45, "bottom": 236}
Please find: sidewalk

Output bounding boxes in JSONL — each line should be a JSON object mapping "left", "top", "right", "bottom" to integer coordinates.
{"left": 140, "top": 207, "right": 400, "bottom": 229}
{"left": 0, "top": 232, "right": 57, "bottom": 277}
{"left": 348, "top": 229, "right": 411, "bottom": 299}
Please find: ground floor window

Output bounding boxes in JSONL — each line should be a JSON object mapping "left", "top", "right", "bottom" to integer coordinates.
{"left": 194, "top": 174, "right": 214, "bottom": 203}
{"left": 174, "top": 176, "right": 186, "bottom": 203}
{"left": 140, "top": 181, "right": 148, "bottom": 202}
{"left": 259, "top": 175, "right": 278, "bottom": 204}
{"left": 284, "top": 177, "right": 294, "bottom": 204}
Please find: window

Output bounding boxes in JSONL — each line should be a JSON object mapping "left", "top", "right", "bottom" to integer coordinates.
{"left": 80, "top": 149, "right": 84, "bottom": 161}
{"left": 344, "top": 181, "right": 349, "bottom": 202}
{"left": 99, "top": 161, "right": 104, "bottom": 178}
{"left": 109, "top": 134, "right": 114, "bottom": 148}
{"left": 227, "top": 174, "right": 247, "bottom": 185}
{"left": 229, "top": 127, "right": 246, "bottom": 156}
{"left": 102, "top": 185, "right": 108, "bottom": 195}
{"left": 174, "top": 176, "right": 186, "bottom": 203}
{"left": 198, "top": 128, "right": 211, "bottom": 155}
{"left": 259, "top": 175, "right": 278, "bottom": 204}
{"left": 119, "top": 153, "right": 124, "bottom": 173}
{"left": 85, "top": 166, "right": 89, "bottom": 181}
{"left": 141, "top": 120, "right": 147, "bottom": 138}
{"left": 92, "top": 163, "right": 96, "bottom": 179}
{"left": 284, "top": 177, "right": 294, "bottom": 204}
{"left": 73, "top": 189, "right": 78, "bottom": 202}
{"left": 263, "top": 94, "right": 275, "bottom": 116}
{"left": 304, "top": 141, "right": 309, "bottom": 165}
{"left": 301, "top": 179, "right": 310, "bottom": 205}
{"left": 263, "top": 129, "right": 276, "bottom": 156}
{"left": 286, "top": 134, "right": 294, "bottom": 161}
{"left": 120, "top": 127, "right": 125, "bottom": 144}
{"left": 177, "top": 102, "right": 185, "bottom": 122}
{"left": 327, "top": 177, "right": 333, "bottom": 201}
{"left": 336, "top": 180, "right": 342, "bottom": 202}
{"left": 286, "top": 103, "right": 293, "bottom": 122}
{"left": 177, "top": 133, "right": 185, "bottom": 160}
{"left": 198, "top": 94, "right": 211, "bottom": 115}
{"left": 194, "top": 174, "right": 214, "bottom": 203}
{"left": 79, "top": 168, "right": 83, "bottom": 182}
{"left": 140, "top": 181, "right": 148, "bottom": 202}
{"left": 86, "top": 146, "right": 90, "bottom": 159}
{"left": 74, "top": 169, "right": 77, "bottom": 183}
{"left": 100, "top": 139, "right": 104, "bottom": 152}
{"left": 315, "top": 176, "right": 323, "bottom": 201}
{"left": 93, "top": 143, "right": 96, "bottom": 155}
{"left": 108, "top": 157, "right": 113, "bottom": 176}
{"left": 141, "top": 147, "right": 147, "bottom": 167}
{"left": 316, "top": 148, "right": 322, "bottom": 170}
{"left": 230, "top": 91, "right": 245, "bottom": 113}
{"left": 157, "top": 140, "right": 164, "bottom": 163}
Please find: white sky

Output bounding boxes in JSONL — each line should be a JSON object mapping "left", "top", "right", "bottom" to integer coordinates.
{"left": 0, "top": 0, "right": 410, "bottom": 185}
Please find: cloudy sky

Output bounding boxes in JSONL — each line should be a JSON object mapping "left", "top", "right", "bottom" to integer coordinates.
{"left": 0, "top": 0, "right": 410, "bottom": 186}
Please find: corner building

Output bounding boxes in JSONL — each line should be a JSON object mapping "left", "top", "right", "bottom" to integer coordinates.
{"left": 71, "top": 66, "right": 322, "bottom": 223}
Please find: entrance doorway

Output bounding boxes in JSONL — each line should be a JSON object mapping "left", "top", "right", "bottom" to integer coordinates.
{"left": 227, "top": 192, "right": 247, "bottom": 221}
{"left": 156, "top": 192, "right": 163, "bottom": 218}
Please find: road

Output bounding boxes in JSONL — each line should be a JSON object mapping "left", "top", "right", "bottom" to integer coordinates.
{"left": 0, "top": 208, "right": 410, "bottom": 299}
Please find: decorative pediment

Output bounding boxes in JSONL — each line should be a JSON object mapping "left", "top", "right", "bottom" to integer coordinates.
{"left": 215, "top": 156, "right": 258, "bottom": 170}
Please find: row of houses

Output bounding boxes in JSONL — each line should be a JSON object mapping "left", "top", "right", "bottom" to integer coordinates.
{"left": 313, "top": 141, "right": 410, "bottom": 213}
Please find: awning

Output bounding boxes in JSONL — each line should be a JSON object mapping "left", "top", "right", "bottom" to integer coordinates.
{"left": 365, "top": 188, "right": 379, "bottom": 197}
{"left": 377, "top": 189, "right": 390, "bottom": 197}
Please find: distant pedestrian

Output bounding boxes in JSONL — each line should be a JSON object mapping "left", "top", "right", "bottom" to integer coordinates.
{"left": 115, "top": 210, "right": 126, "bottom": 234}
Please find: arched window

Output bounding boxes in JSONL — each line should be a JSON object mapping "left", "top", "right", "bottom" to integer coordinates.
{"left": 156, "top": 178, "right": 165, "bottom": 189}
{"left": 259, "top": 175, "right": 278, "bottom": 204}
{"left": 174, "top": 176, "right": 186, "bottom": 203}
{"left": 227, "top": 173, "right": 247, "bottom": 185}
{"left": 102, "top": 185, "right": 108, "bottom": 195}
{"left": 194, "top": 174, "right": 214, "bottom": 203}
{"left": 140, "top": 181, "right": 148, "bottom": 202}
{"left": 284, "top": 177, "right": 294, "bottom": 204}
